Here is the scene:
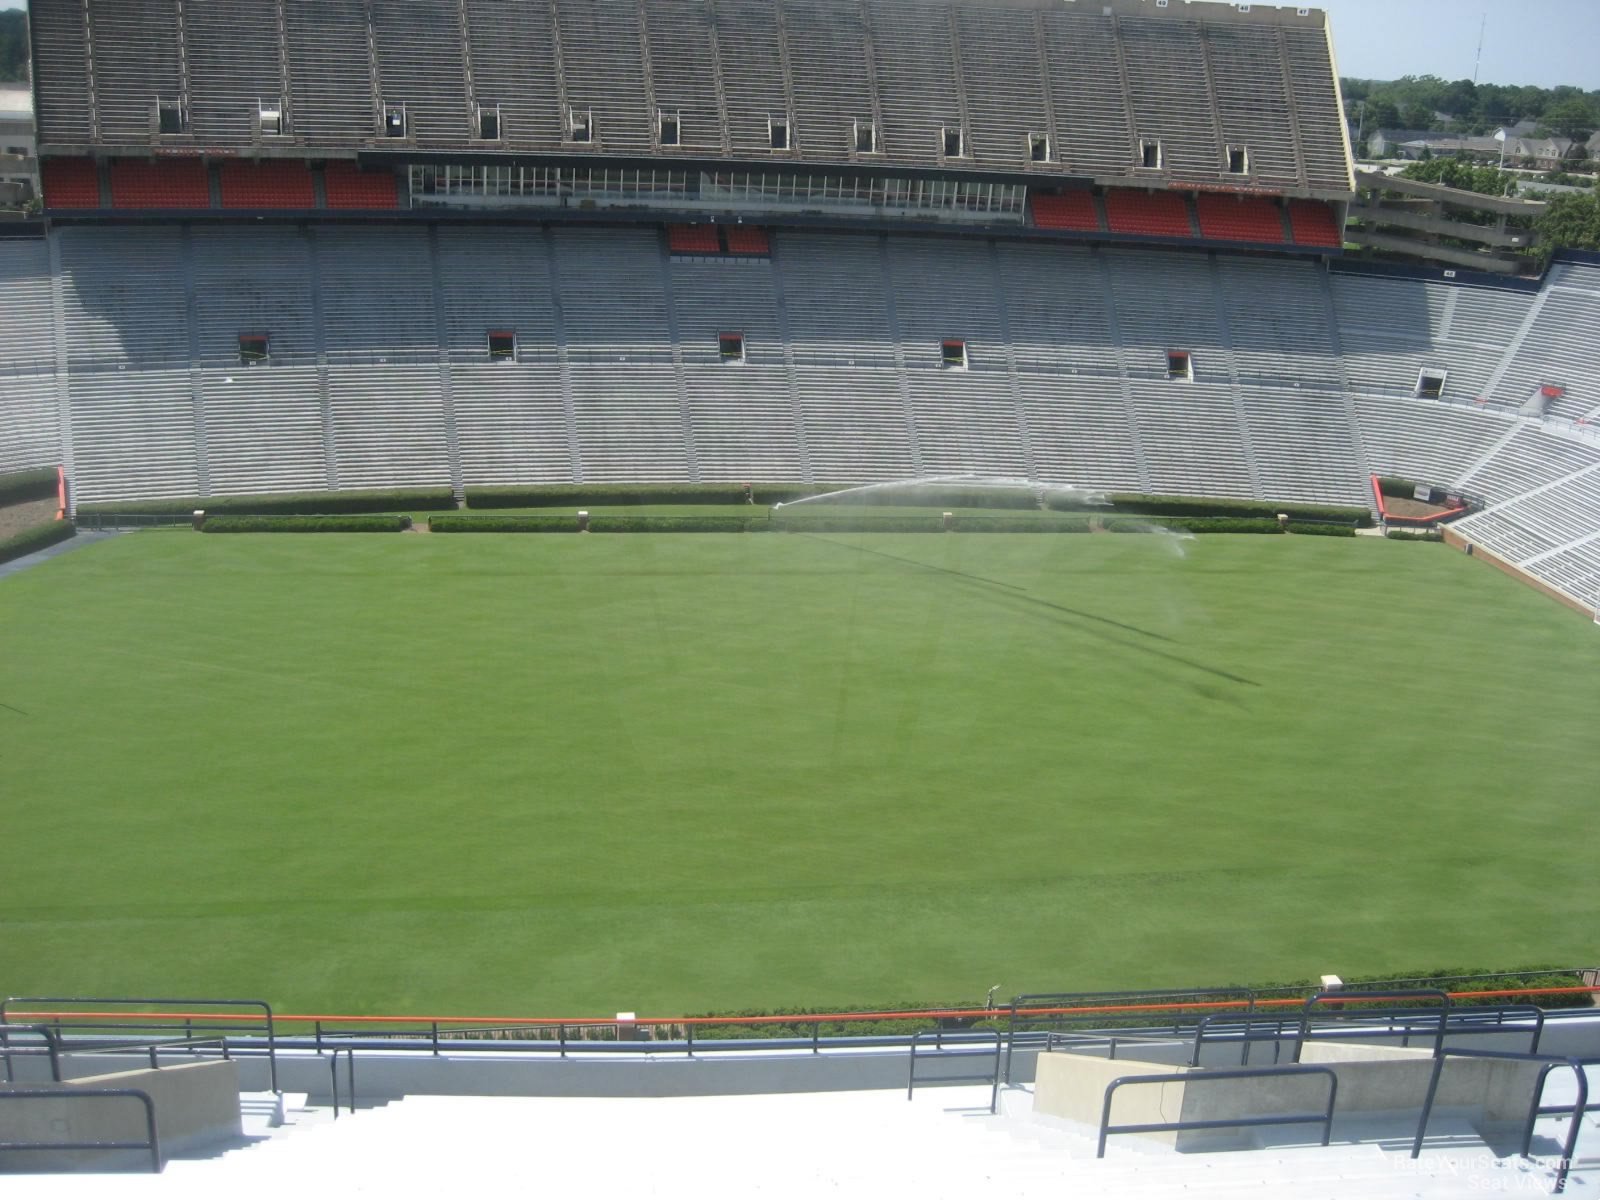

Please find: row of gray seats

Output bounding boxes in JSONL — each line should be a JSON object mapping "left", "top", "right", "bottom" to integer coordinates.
{"left": 1, "top": 227, "right": 1594, "bottom": 604}
{"left": 27, "top": 0, "right": 1349, "bottom": 190}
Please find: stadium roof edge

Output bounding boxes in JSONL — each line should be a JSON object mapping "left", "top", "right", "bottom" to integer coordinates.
{"left": 923, "top": 0, "right": 1326, "bottom": 24}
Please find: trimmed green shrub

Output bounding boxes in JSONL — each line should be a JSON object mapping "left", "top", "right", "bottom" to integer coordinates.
{"left": 0, "top": 519, "right": 74, "bottom": 565}
{"left": 795, "top": 486, "right": 1044, "bottom": 511}
{"left": 1286, "top": 521, "right": 1358, "bottom": 537}
{"left": 591, "top": 515, "right": 760, "bottom": 533}
{"left": 951, "top": 514, "right": 1094, "bottom": 533}
{"left": 1337, "top": 966, "right": 1592, "bottom": 1010}
{"left": 432, "top": 514, "right": 573, "bottom": 533}
{"left": 432, "top": 513, "right": 766, "bottom": 533}
{"left": 465, "top": 483, "right": 848, "bottom": 509}
{"left": 202, "top": 514, "right": 409, "bottom": 533}
{"left": 1121, "top": 517, "right": 1283, "bottom": 535}
{"left": 681, "top": 966, "right": 1592, "bottom": 1039}
{"left": 772, "top": 512, "right": 945, "bottom": 533}
{"left": 1385, "top": 527, "right": 1445, "bottom": 542}
{"left": 1099, "top": 492, "right": 1374, "bottom": 527}
{"left": 79, "top": 487, "right": 454, "bottom": 517}
{"left": 0, "top": 467, "right": 58, "bottom": 508}
{"left": 767, "top": 513, "right": 1289, "bottom": 535}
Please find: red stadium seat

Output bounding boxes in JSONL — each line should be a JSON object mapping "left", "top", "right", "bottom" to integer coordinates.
{"left": 109, "top": 159, "right": 211, "bottom": 209}
{"left": 1195, "top": 194, "right": 1286, "bottom": 243}
{"left": 1288, "top": 200, "right": 1343, "bottom": 247}
{"left": 323, "top": 162, "right": 398, "bottom": 210}
{"left": 41, "top": 157, "right": 101, "bottom": 209}
{"left": 667, "top": 224, "right": 723, "bottom": 254}
{"left": 220, "top": 161, "right": 316, "bottom": 209}
{"left": 724, "top": 225, "right": 771, "bottom": 255}
{"left": 1103, "top": 189, "right": 1192, "bottom": 238}
{"left": 1031, "top": 191, "right": 1100, "bottom": 232}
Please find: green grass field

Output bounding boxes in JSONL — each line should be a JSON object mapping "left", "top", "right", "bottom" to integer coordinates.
{"left": 1, "top": 529, "right": 1596, "bottom": 1018}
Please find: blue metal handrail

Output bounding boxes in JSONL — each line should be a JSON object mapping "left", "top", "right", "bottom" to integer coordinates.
{"left": 1, "top": 996, "right": 278, "bottom": 1093}
{"left": 1200, "top": 1002, "right": 1546, "bottom": 1067}
{"left": 1410, "top": 1047, "right": 1596, "bottom": 1195}
{"left": 328, "top": 1046, "right": 356, "bottom": 1118}
{"left": 1004, "top": 987, "right": 1258, "bottom": 1083}
{"left": 0, "top": 1087, "right": 162, "bottom": 1172}
{"left": 907, "top": 1029, "right": 1001, "bottom": 1114}
{"left": 1293, "top": 989, "right": 1451, "bottom": 1062}
{"left": 0, "top": 1023, "right": 63, "bottom": 1082}
{"left": 1097, "top": 1064, "right": 1338, "bottom": 1158}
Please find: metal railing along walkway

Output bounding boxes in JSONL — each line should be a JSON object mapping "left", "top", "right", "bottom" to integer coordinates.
{"left": 0, "top": 1087, "right": 162, "bottom": 1173}
{"left": 1097, "top": 1064, "right": 1338, "bottom": 1158}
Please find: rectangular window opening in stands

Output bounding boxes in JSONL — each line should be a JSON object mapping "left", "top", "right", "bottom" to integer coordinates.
{"left": 238, "top": 334, "right": 269, "bottom": 366}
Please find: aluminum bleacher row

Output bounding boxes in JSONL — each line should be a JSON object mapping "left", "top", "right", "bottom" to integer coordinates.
{"left": 1, "top": 227, "right": 1595, "bottom": 606}
{"left": 28, "top": 0, "right": 1353, "bottom": 197}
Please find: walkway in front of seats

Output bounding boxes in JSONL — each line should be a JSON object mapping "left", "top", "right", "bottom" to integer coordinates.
{"left": 0, "top": 530, "right": 121, "bottom": 581}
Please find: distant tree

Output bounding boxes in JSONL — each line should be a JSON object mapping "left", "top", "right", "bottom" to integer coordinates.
{"left": 1363, "top": 98, "right": 1401, "bottom": 132}
{"left": 1541, "top": 97, "right": 1599, "bottom": 142}
{"left": 1536, "top": 191, "right": 1600, "bottom": 255}
{"left": 1401, "top": 102, "right": 1439, "bottom": 132}
{"left": 1439, "top": 79, "right": 1478, "bottom": 118}
{"left": 1399, "top": 159, "right": 1518, "bottom": 197}
{"left": 1342, "top": 76, "right": 1600, "bottom": 137}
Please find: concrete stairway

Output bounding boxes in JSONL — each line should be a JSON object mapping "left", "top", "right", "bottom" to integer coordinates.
{"left": 6, "top": 1080, "right": 1595, "bottom": 1197}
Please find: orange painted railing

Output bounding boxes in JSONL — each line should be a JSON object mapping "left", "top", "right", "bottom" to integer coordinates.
{"left": 8, "top": 985, "right": 1597, "bottom": 1032}
{"left": 1372, "top": 473, "right": 1469, "bottom": 526}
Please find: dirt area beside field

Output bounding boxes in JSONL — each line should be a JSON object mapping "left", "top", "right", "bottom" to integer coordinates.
{"left": 0, "top": 498, "right": 60, "bottom": 540}
{"left": 1381, "top": 494, "right": 1454, "bottom": 518}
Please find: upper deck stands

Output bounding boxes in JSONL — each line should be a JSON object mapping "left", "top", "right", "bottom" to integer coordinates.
{"left": 27, "top": 0, "right": 1353, "bottom": 198}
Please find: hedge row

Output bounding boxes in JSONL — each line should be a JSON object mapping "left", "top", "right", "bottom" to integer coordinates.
{"left": 430, "top": 512, "right": 1312, "bottom": 535}
{"left": 79, "top": 487, "right": 454, "bottom": 516}
{"left": 1100, "top": 492, "right": 1373, "bottom": 527}
{"left": 0, "top": 467, "right": 58, "bottom": 508}
{"left": 682, "top": 966, "right": 1593, "bottom": 1040}
{"left": 465, "top": 483, "right": 845, "bottom": 509}
{"left": 0, "top": 519, "right": 75, "bottom": 565}
{"left": 1386, "top": 527, "right": 1446, "bottom": 542}
{"left": 201, "top": 514, "right": 410, "bottom": 533}
{"left": 1284, "top": 521, "right": 1358, "bottom": 537}
{"left": 782, "top": 486, "right": 1050, "bottom": 512}
{"left": 432, "top": 513, "right": 762, "bottom": 533}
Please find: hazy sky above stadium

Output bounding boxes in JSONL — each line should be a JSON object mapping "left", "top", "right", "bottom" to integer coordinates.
{"left": 1317, "top": 0, "right": 1598, "bottom": 89}
{"left": 1, "top": 0, "right": 1595, "bottom": 90}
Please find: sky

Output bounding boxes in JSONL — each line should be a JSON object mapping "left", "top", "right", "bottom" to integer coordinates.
{"left": 1, "top": 0, "right": 1597, "bottom": 91}
{"left": 1316, "top": 0, "right": 1598, "bottom": 90}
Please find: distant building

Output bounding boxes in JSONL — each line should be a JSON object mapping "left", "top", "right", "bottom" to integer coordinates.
{"left": 0, "top": 85, "right": 37, "bottom": 209}
{"left": 1384, "top": 132, "right": 1573, "bottom": 172}
{"left": 1493, "top": 119, "right": 1543, "bottom": 140}
{"left": 1366, "top": 129, "right": 1438, "bottom": 158}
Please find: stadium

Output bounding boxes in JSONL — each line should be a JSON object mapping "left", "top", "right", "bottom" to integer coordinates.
{"left": 0, "top": 0, "right": 1598, "bottom": 1192}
